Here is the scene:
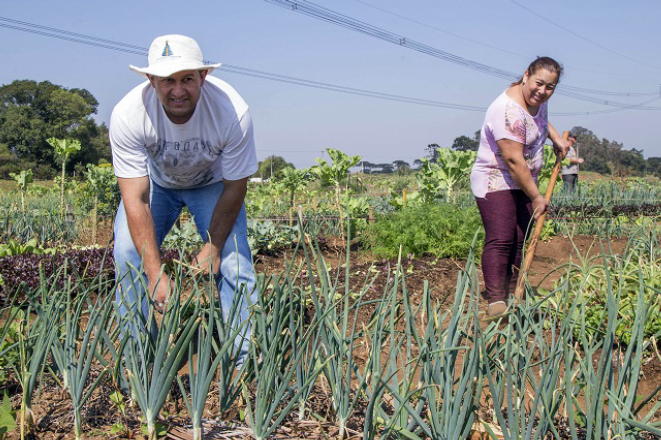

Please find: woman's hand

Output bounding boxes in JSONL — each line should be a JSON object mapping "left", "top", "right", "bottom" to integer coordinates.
{"left": 553, "top": 138, "right": 570, "bottom": 159}
{"left": 532, "top": 195, "right": 549, "bottom": 220}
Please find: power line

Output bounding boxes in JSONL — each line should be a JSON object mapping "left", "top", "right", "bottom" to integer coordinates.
{"left": 553, "top": 96, "right": 661, "bottom": 117}
{"left": 348, "top": 0, "right": 652, "bottom": 82}
{"left": 264, "top": 0, "right": 661, "bottom": 102}
{"left": 0, "top": 16, "right": 658, "bottom": 116}
{"left": 0, "top": 18, "right": 485, "bottom": 112}
{"left": 350, "top": 0, "right": 529, "bottom": 60}
{"left": 509, "top": 0, "right": 661, "bottom": 71}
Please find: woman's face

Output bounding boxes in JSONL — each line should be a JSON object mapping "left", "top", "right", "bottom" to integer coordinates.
{"left": 522, "top": 68, "right": 559, "bottom": 107}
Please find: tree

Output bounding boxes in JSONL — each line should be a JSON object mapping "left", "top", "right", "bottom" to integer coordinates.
{"left": 451, "top": 135, "right": 479, "bottom": 152}
{"left": 378, "top": 163, "right": 394, "bottom": 174}
{"left": 647, "top": 157, "right": 661, "bottom": 177}
{"left": 0, "top": 143, "right": 17, "bottom": 179}
{"left": 0, "top": 80, "right": 109, "bottom": 173}
{"left": 570, "top": 126, "right": 646, "bottom": 177}
{"left": 413, "top": 159, "right": 424, "bottom": 170}
{"left": 256, "top": 155, "right": 294, "bottom": 180}
{"left": 392, "top": 160, "right": 411, "bottom": 175}
{"left": 425, "top": 143, "right": 440, "bottom": 164}
{"left": 47, "top": 89, "right": 94, "bottom": 137}
{"left": 360, "top": 160, "right": 376, "bottom": 174}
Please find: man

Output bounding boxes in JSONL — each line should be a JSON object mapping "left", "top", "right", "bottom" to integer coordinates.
{"left": 561, "top": 134, "right": 584, "bottom": 192}
{"left": 110, "top": 35, "right": 257, "bottom": 357}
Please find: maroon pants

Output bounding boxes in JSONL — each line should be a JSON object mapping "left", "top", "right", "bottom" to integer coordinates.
{"left": 475, "top": 190, "right": 533, "bottom": 303}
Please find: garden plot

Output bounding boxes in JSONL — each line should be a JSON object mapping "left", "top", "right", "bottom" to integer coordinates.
{"left": 3, "top": 230, "right": 661, "bottom": 439}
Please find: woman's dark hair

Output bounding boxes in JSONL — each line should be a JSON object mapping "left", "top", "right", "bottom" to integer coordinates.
{"left": 510, "top": 56, "right": 563, "bottom": 87}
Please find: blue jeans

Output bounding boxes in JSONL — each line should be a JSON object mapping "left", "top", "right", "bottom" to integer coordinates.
{"left": 113, "top": 179, "right": 256, "bottom": 359}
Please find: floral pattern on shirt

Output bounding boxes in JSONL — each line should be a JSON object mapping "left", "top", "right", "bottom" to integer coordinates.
{"left": 470, "top": 91, "right": 549, "bottom": 198}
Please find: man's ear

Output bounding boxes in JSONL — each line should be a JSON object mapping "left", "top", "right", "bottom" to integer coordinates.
{"left": 147, "top": 75, "right": 157, "bottom": 88}
{"left": 199, "top": 70, "right": 208, "bottom": 85}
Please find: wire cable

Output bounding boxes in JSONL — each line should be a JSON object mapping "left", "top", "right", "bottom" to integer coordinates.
{"left": 0, "top": 16, "right": 658, "bottom": 116}
{"left": 349, "top": 0, "right": 657, "bottom": 84}
{"left": 264, "top": 0, "right": 661, "bottom": 103}
{"left": 510, "top": 0, "right": 661, "bottom": 71}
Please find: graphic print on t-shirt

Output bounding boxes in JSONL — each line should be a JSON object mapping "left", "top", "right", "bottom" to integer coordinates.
{"left": 145, "top": 137, "right": 222, "bottom": 187}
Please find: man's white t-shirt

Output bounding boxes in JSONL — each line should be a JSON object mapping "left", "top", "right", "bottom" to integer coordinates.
{"left": 110, "top": 75, "right": 258, "bottom": 189}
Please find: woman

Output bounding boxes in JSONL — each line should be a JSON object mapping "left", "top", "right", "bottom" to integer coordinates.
{"left": 470, "top": 57, "right": 569, "bottom": 317}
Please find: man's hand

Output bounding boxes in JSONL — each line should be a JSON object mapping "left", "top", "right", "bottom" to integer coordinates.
{"left": 193, "top": 242, "right": 221, "bottom": 275}
{"left": 149, "top": 271, "right": 172, "bottom": 312}
{"left": 532, "top": 195, "right": 549, "bottom": 220}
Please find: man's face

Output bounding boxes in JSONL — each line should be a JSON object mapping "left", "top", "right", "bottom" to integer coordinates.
{"left": 148, "top": 70, "right": 207, "bottom": 124}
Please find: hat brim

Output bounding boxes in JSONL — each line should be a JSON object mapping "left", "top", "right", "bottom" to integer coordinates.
{"left": 129, "top": 61, "right": 222, "bottom": 78}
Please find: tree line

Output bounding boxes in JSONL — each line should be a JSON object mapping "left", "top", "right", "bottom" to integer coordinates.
{"left": 2, "top": 79, "right": 659, "bottom": 180}
{"left": 0, "top": 80, "right": 111, "bottom": 179}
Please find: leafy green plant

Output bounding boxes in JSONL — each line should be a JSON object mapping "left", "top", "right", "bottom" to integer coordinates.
{"left": 83, "top": 164, "right": 118, "bottom": 243}
{"left": 25, "top": 184, "right": 49, "bottom": 197}
{"left": 177, "top": 287, "right": 247, "bottom": 440}
{"left": 0, "top": 392, "right": 17, "bottom": 439}
{"left": 0, "top": 306, "right": 22, "bottom": 384}
{"left": 364, "top": 203, "right": 484, "bottom": 259}
{"left": 12, "top": 284, "right": 62, "bottom": 439}
{"left": 9, "top": 170, "right": 33, "bottom": 212}
{"left": 118, "top": 262, "right": 201, "bottom": 440}
{"left": 162, "top": 218, "right": 203, "bottom": 252}
{"left": 537, "top": 144, "right": 569, "bottom": 194}
{"left": 415, "top": 149, "right": 475, "bottom": 203}
{"left": 274, "top": 167, "right": 315, "bottom": 208}
{"left": 108, "top": 392, "right": 131, "bottom": 437}
{"left": 362, "top": 257, "right": 426, "bottom": 440}
{"left": 47, "top": 137, "right": 81, "bottom": 217}
{"left": 49, "top": 282, "right": 114, "bottom": 440}
{"left": 302, "top": 225, "right": 374, "bottom": 438}
{"left": 247, "top": 220, "right": 297, "bottom": 256}
{"left": 312, "top": 148, "right": 361, "bottom": 233}
{"left": 545, "top": 230, "right": 661, "bottom": 343}
{"left": 242, "top": 272, "right": 327, "bottom": 440}
{"left": 0, "top": 238, "right": 58, "bottom": 258}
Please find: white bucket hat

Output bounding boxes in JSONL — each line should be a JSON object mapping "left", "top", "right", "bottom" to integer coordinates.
{"left": 129, "top": 34, "right": 221, "bottom": 78}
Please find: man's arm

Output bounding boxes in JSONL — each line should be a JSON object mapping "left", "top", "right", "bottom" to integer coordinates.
{"left": 194, "top": 177, "right": 249, "bottom": 274}
{"left": 118, "top": 176, "right": 170, "bottom": 302}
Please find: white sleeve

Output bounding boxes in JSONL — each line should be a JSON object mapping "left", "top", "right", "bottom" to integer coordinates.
{"left": 221, "top": 109, "right": 259, "bottom": 181}
{"left": 109, "top": 105, "right": 149, "bottom": 179}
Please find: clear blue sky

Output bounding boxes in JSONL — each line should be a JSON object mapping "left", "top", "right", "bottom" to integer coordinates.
{"left": 2, "top": 0, "right": 660, "bottom": 168}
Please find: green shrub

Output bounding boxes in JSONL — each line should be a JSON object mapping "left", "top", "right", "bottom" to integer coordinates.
{"left": 363, "top": 203, "right": 484, "bottom": 259}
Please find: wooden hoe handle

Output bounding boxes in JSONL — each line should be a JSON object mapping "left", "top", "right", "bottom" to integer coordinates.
{"left": 514, "top": 130, "right": 569, "bottom": 301}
